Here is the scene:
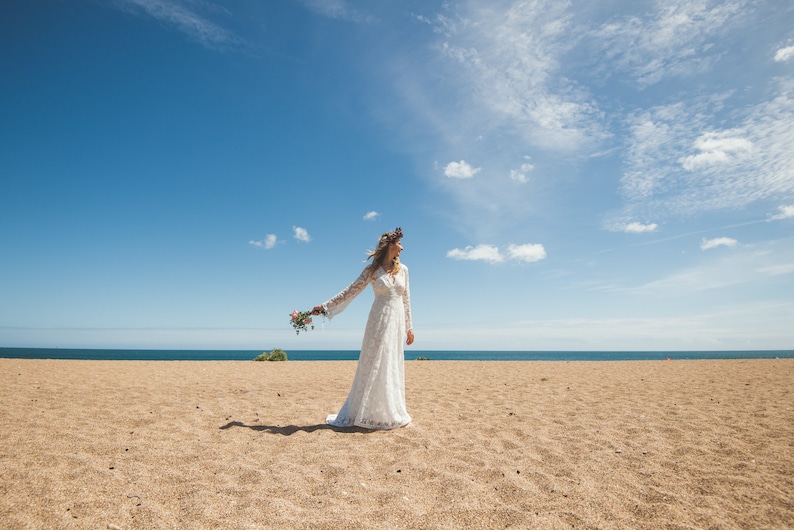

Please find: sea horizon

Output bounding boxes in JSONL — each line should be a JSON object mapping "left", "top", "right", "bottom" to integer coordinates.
{"left": 1, "top": 347, "right": 792, "bottom": 362}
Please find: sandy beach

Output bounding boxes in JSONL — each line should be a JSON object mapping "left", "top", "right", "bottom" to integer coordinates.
{"left": 1, "top": 358, "right": 792, "bottom": 529}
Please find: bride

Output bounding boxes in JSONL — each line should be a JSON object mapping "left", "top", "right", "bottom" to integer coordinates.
{"left": 312, "top": 227, "right": 414, "bottom": 429}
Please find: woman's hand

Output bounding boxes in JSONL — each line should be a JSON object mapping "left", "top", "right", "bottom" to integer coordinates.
{"left": 406, "top": 330, "right": 415, "bottom": 346}
{"left": 311, "top": 305, "right": 325, "bottom": 316}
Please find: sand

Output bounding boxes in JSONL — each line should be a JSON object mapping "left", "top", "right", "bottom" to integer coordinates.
{"left": 0, "top": 358, "right": 792, "bottom": 529}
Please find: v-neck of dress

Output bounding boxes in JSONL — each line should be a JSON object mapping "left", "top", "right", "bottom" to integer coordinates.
{"left": 380, "top": 267, "right": 395, "bottom": 284}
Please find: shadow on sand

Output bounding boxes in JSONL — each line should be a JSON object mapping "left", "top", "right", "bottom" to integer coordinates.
{"left": 219, "top": 421, "right": 373, "bottom": 435}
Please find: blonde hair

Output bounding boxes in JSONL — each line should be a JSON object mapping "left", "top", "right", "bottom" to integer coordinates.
{"left": 365, "top": 229, "right": 402, "bottom": 277}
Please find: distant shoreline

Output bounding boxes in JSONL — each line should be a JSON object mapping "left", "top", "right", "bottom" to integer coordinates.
{"left": 1, "top": 347, "right": 792, "bottom": 361}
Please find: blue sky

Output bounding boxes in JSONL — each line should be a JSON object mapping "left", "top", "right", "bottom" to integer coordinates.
{"left": 1, "top": 0, "right": 793, "bottom": 351}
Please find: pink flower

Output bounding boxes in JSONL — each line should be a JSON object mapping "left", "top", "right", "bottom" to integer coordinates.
{"left": 289, "top": 308, "right": 319, "bottom": 335}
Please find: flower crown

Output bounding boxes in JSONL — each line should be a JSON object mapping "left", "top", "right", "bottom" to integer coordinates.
{"left": 380, "top": 227, "right": 403, "bottom": 244}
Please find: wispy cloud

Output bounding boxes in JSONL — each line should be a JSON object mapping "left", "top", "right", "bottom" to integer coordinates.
{"left": 387, "top": 1, "right": 785, "bottom": 241}
{"left": 701, "top": 237, "right": 738, "bottom": 250}
{"left": 624, "top": 244, "right": 793, "bottom": 295}
{"left": 297, "top": 0, "right": 373, "bottom": 23}
{"left": 390, "top": 1, "right": 614, "bottom": 238}
{"left": 591, "top": 0, "right": 747, "bottom": 87}
{"left": 114, "top": 0, "right": 242, "bottom": 50}
{"left": 293, "top": 226, "right": 311, "bottom": 242}
{"left": 612, "top": 79, "right": 794, "bottom": 222}
{"left": 249, "top": 234, "right": 277, "bottom": 249}
{"left": 363, "top": 211, "right": 379, "bottom": 221}
{"left": 756, "top": 263, "right": 794, "bottom": 276}
{"left": 429, "top": 1, "right": 607, "bottom": 153}
{"left": 401, "top": 0, "right": 761, "bottom": 239}
{"left": 418, "top": 301, "right": 794, "bottom": 350}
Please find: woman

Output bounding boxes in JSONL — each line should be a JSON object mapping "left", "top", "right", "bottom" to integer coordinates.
{"left": 312, "top": 227, "right": 414, "bottom": 429}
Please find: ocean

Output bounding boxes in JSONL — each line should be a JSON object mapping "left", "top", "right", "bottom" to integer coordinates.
{"left": 1, "top": 348, "right": 792, "bottom": 361}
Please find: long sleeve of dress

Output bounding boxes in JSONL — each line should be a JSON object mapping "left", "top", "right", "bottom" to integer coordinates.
{"left": 321, "top": 270, "right": 371, "bottom": 320}
{"left": 403, "top": 266, "right": 412, "bottom": 332}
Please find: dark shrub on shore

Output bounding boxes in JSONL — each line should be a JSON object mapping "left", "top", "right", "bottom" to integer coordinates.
{"left": 254, "top": 349, "right": 288, "bottom": 361}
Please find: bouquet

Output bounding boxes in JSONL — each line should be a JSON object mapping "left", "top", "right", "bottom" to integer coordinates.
{"left": 290, "top": 309, "right": 325, "bottom": 335}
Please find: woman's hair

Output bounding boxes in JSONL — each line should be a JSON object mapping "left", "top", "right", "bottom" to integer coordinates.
{"left": 365, "top": 227, "right": 403, "bottom": 277}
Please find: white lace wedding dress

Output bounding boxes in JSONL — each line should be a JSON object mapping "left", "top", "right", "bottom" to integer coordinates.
{"left": 321, "top": 264, "right": 412, "bottom": 429}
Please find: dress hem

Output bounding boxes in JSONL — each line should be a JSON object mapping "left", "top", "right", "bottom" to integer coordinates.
{"left": 326, "top": 414, "right": 411, "bottom": 431}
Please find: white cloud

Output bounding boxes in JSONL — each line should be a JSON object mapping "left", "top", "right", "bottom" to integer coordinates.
{"left": 678, "top": 130, "right": 753, "bottom": 171}
{"left": 444, "top": 160, "right": 481, "bottom": 179}
{"left": 623, "top": 222, "right": 658, "bottom": 233}
{"left": 293, "top": 226, "right": 311, "bottom": 242}
{"left": 412, "top": 13, "right": 432, "bottom": 25}
{"left": 115, "top": 0, "right": 241, "bottom": 50}
{"left": 701, "top": 237, "right": 737, "bottom": 250}
{"left": 363, "top": 211, "right": 379, "bottom": 221}
{"left": 769, "top": 205, "right": 794, "bottom": 221}
{"left": 507, "top": 243, "right": 546, "bottom": 263}
{"left": 447, "top": 242, "right": 547, "bottom": 264}
{"left": 446, "top": 245, "right": 504, "bottom": 264}
{"left": 249, "top": 234, "right": 277, "bottom": 249}
{"left": 509, "top": 161, "right": 534, "bottom": 183}
{"left": 774, "top": 45, "right": 794, "bottom": 63}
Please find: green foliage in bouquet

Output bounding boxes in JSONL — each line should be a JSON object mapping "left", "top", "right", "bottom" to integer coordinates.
{"left": 290, "top": 309, "right": 320, "bottom": 334}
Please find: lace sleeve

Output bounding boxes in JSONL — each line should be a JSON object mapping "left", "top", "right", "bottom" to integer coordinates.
{"left": 322, "top": 269, "right": 371, "bottom": 320}
{"left": 403, "top": 265, "right": 412, "bottom": 331}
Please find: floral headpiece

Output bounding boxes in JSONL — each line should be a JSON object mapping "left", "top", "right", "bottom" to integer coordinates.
{"left": 380, "top": 227, "right": 403, "bottom": 244}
